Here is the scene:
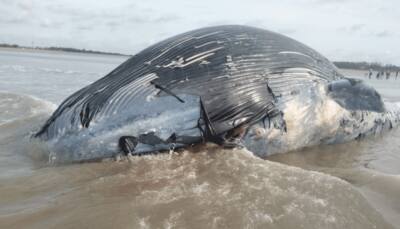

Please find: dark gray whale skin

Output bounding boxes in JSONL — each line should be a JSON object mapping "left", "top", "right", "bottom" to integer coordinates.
{"left": 34, "top": 25, "right": 390, "bottom": 159}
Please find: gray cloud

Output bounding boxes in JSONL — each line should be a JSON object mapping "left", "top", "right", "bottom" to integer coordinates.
{"left": 17, "top": 1, "right": 33, "bottom": 10}
{"left": 128, "top": 14, "right": 180, "bottom": 24}
{"left": 337, "top": 24, "right": 365, "bottom": 34}
{"left": 46, "top": 5, "right": 99, "bottom": 21}
{"left": 0, "top": 17, "right": 27, "bottom": 24}
{"left": 374, "top": 30, "right": 393, "bottom": 37}
{"left": 152, "top": 15, "right": 180, "bottom": 23}
{"left": 76, "top": 25, "right": 93, "bottom": 31}
{"left": 350, "top": 24, "right": 365, "bottom": 32}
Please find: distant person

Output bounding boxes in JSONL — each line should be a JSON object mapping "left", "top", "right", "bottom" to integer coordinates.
{"left": 368, "top": 69, "right": 373, "bottom": 79}
{"left": 386, "top": 72, "right": 390, "bottom": 80}
{"left": 396, "top": 71, "right": 399, "bottom": 80}
{"left": 376, "top": 72, "right": 380, "bottom": 79}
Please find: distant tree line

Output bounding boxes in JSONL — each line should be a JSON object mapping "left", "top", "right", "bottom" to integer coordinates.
{"left": 43, "top": 46, "right": 128, "bottom": 56}
{"left": 0, "top": 43, "right": 19, "bottom": 48}
{"left": 333, "top": 61, "right": 400, "bottom": 72}
{"left": 0, "top": 43, "right": 129, "bottom": 56}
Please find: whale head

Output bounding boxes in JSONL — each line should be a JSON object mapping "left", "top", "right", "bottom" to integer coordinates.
{"left": 242, "top": 78, "right": 400, "bottom": 158}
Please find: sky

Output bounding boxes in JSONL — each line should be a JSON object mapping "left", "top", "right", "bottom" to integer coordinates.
{"left": 1, "top": 0, "right": 399, "bottom": 65}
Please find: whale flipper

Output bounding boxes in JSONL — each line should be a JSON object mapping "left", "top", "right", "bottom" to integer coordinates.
{"left": 118, "top": 136, "right": 138, "bottom": 155}
{"left": 327, "top": 78, "right": 385, "bottom": 112}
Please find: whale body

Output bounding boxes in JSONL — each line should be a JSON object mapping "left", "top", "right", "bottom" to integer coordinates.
{"left": 34, "top": 25, "right": 400, "bottom": 163}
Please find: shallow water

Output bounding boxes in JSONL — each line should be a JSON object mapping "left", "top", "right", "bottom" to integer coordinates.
{"left": 0, "top": 49, "right": 399, "bottom": 229}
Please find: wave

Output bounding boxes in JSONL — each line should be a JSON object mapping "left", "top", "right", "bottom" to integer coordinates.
{"left": 0, "top": 91, "right": 55, "bottom": 125}
{"left": 0, "top": 92, "right": 55, "bottom": 174}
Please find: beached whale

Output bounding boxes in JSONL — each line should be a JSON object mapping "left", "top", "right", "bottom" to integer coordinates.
{"left": 34, "top": 25, "right": 400, "bottom": 163}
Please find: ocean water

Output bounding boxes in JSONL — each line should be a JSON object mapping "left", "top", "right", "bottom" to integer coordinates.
{"left": 0, "top": 48, "right": 399, "bottom": 229}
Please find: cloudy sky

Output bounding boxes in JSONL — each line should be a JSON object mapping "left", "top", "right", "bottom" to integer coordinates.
{"left": 1, "top": 0, "right": 399, "bottom": 64}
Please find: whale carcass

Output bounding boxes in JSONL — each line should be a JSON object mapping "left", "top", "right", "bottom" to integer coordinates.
{"left": 34, "top": 25, "right": 400, "bottom": 163}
